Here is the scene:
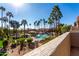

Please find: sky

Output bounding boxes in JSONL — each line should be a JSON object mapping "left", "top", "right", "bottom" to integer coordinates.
{"left": 0, "top": 3, "right": 79, "bottom": 29}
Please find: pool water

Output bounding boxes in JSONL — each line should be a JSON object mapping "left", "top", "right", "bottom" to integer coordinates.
{"left": 36, "top": 34, "right": 48, "bottom": 40}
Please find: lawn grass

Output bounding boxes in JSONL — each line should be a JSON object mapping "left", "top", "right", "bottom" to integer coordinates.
{"left": 0, "top": 40, "right": 3, "bottom": 48}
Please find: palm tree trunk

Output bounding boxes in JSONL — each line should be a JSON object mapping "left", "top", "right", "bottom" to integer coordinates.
{"left": 34, "top": 25, "right": 35, "bottom": 29}
{"left": 56, "top": 20, "right": 57, "bottom": 29}
{"left": 30, "top": 25, "right": 31, "bottom": 29}
{"left": 8, "top": 17, "right": 10, "bottom": 35}
{"left": 49, "top": 24, "right": 51, "bottom": 29}
{"left": 58, "top": 19, "right": 60, "bottom": 26}
{"left": 24, "top": 25, "right": 25, "bottom": 38}
{"left": 16, "top": 28, "right": 17, "bottom": 39}
{"left": 44, "top": 23, "right": 45, "bottom": 32}
{"left": 1, "top": 11, "right": 3, "bottom": 29}
{"left": 5, "top": 22, "right": 6, "bottom": 28}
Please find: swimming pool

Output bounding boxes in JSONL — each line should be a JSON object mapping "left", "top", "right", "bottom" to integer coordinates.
{"left": 36, "top": 34, "right": 48, "bottom": 40}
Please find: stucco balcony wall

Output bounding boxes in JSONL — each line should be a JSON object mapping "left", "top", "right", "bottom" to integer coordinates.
{"left": 70, "top": 31, "right": 79, "bottom": 47}
{"left": 70, "top": 31, "right": 79, "bottom": 56}
{"left": 24, "top": 32, "right": 70, "bottom": 56}
{"left": 51, "top": 32, "right": 70, "bottom": 56}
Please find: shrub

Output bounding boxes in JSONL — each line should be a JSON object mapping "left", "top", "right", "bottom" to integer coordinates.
{"left": 11, "top": 40, "right": 17, "bottom": 49}
{"left": 0, "top": 52, "right": 7, "bottom": 56}
{"left": 0, "top": 29, "right": 4, "bottom": 36}
{"left": 27, "top": 38, "right": 35, "bottom": 49}
{"left": 45, "top": 36, "right": 54, "bottom": 40}
{"left": 0, "top": 38, "right": 3, "bottom": 40}
{"left": 27, "top": 38, "right": 33, "bottom": 43}
{"left": 29, "top": 31, "right": 37, "bottom": 37}
{"left": 3, "top": 40, "right": 8, "bottom": 49}
{"left": 28, "top": 42, "right": 35, "bottom": 49}
{"left": 18, "top": 38, "right": 25, "bottom": 41}
{"left": 31, "top": 42, "right": 35, "bottom": 45}
{"left": 3, "top": 28, "right": 8, "bottom": 35}
{"left": 16, "top": 38, "right": 26, "bottom": 45}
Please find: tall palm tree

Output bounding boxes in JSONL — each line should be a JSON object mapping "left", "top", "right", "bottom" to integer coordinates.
{"left": 42, "top": 18, "right": 47, "bottom": 31}
{"left": 0, "top": 6, "right": 6, "bottom": 28}
{"left": 37, "top": 20, "right": 40, "bottom": 30}
{"left": 45, "top": 21, "right": 48, "bottom": 28}
{"left": 34, "top": 20, "right": 37, "bottom": 29}
{"left": 43, "top": 18, "right": 46, "bottom": 29}
{"left": 40, "top": 19, "right": 42, "bottom": 29}
{"left": 21, "top": 19, "right": 27, "bottom": 37}
{"left": 6, "top": 11, "right": 13, "bottom": 24}
{"left": 9, "top": 20, "right": 20, "bottom": 38}
{"left": 3, "top": 17, "right": 8, "bottom": 28}
{"left": 6, "top": 11, "right": 13, "bottom": 35}
{"left": 48, "top": 17, "right": 54, "bottom": 29}
{"left": 29, "top": 23, "right": 31, "bottom": 29}
{"left": 50, "top": 5, "right": 63, "bottom": 29}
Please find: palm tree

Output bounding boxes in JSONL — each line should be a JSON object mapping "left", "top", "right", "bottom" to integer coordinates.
{"left": 6, "top": 11, "right": 13, "bottom": 35}
{"left": 48, "top": 5, "right": 63, "bottom": 36}
{"left": 3, "top": 17, "right": 8, "bottom": 28}
{"left": 9, "top": 20, "right": 20, "bottom": 38}
{"left": 7, "top": 20, "right": 20, "bottom": 51}
{"left": 21, "top": 19, "right": 27, "bottom": 37}
{"left": 6, "top": 11, "right": 13, "bottom": 25}
{"left": 42, "top": 18, "right": 47, "bottom": 31}
{"left": 29, "top": 23, "right": 31, "bottom": 29}
{"left": 43, "top": 18, "right": 47, "bottom": 29}
{"left": 45, "top": 21, "right": 48, "bottom": 28}
{"left": 48, "top": 17, "right": 54, "bottom": 29}
{"left": 19, "top": 39, "right": 25, "bottom": 51}
{"left": 37, "top": 20, "right": 40, "bottom": 30}
{"left": 40, "top": 19, "right": 42, "bottom": 29}
{"left": 34, "top": 20, "right": 37, "bottom": 29}
{"left": 50, "top": 5, "right": 63, "bottom": 29}
{"left": 0, "top": 6, "right": 6, "bottom": 28}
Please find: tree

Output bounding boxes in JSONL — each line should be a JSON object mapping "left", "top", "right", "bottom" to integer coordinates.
{"left": 0, "top": 29, "right": 4, "bottom": 37}
{"left": 6, "top": 11, "right": 13, "bottom": 36}
{"left": 19, "top": 39, "right": 25, "bottom": 51}
{"left": 0, "top": 6, "right": 6, "bottom": 28}
{"left": 48, "top": 17, "right": 54, "bottom": 29}
{"left": 34, "top": 20, "right": 37, "bottom": 29}
{"left": 29, "top": 23, "right": 31, "bottom": 29}
{"left": 42, "top": 18, "right": 47, "bottom": 31}
{"left": 9, "top": 20, "right": 20, "bottom": 38}
{"left": 37, "top": 20, "right": 41, "bottom": 29}
{"left": 21, "top": 19, "right": 27, "bottom": 37}
{"left": 40, "top": 19, "right": 42, "bottom": 29}
{"left": 43, "top": 18, "right": 45, "bottom": 29}
{"left": 48, "top": 5, "right": 63, "bottom": 29}
{"left": 6, "top": 11, "right": 13, "bottom": 21}
{"left": 58, "top": 24, "right": 71, "bottom": 34}
{"left": 2, "top": 17, "right": 8, "bottom": 28}
{"left": 6, "top": 11, "right": 13, "bottom": 28}
{"left": 3, "top": 40, "right": 8, "bottom": 51}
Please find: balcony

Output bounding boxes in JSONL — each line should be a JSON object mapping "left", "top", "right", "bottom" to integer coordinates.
{"left": 23, "top": 31, "right": 79, "bottom": 56}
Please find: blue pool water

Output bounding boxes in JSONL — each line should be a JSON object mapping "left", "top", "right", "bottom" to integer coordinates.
{"left": 36, "top": 34, "right": 48, "bottom": 40}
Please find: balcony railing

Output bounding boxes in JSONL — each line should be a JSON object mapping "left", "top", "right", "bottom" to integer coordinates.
{"left": 24, "top": 32, "right": 70, "bottom": 56}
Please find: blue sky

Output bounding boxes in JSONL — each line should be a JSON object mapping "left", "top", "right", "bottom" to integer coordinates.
{"left": 0, "top": 3, "right": 79, "bottom": 29}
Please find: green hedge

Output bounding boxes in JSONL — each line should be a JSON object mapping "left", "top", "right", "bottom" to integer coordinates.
{"left": 27, "top": 38, "right": 33, "bottom": 43}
